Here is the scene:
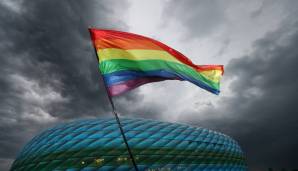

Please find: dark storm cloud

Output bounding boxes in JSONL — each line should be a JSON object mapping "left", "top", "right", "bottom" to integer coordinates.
{"left": 163, "top": 0, "right": 225, "bottom": 38}
{"left": 0, "top": 0, "right": 145, "bottom": 170}
{"left": 162, "top": 0, "right": 298, "bottom": 169}
{"left": 181, "top": 18, "right": 298, "bottom": 170}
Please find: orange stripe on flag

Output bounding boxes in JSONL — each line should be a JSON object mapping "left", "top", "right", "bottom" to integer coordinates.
{"left": 94, "top": 38, "right": 163, "bottom": 50}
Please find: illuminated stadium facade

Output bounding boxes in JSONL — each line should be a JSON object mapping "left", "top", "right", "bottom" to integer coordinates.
{"left": 11, "top": 118, "right": 247, "bottom": 170}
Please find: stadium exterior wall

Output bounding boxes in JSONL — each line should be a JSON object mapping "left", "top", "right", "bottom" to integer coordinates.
{"left": 11, "top": 118, "right": 247, "bottom": 171}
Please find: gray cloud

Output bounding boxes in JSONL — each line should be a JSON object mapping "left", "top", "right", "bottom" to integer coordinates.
{"left": 162, "top": 1, "right": 298, "bottom": 169}
{"left": 0, "top": 0, "right": 142, "bottom": 170}
{"left": 180, "top": 17, "right": 298, "bottom": 170}
{"left": 0, "top": 159, "right": 12, "bottom": 171}
{"left": 2, "top": 0, "right": 298, "bottom": 170}
{"left": 163, "top": 0, "right": 225, "bottom": 38}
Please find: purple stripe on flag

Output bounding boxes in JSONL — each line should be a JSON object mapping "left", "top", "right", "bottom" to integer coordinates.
{"left": 107, "top": 77, "right": 167, "bottom": 96}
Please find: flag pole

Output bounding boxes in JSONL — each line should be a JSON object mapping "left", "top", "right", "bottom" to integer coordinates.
{"left": 88, "top": 29, "right": 139, "bottom": 171}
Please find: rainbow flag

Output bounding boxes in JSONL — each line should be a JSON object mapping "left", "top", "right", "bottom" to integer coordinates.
{"left": 89, "top": 29, "right": 224, "bottom": 96}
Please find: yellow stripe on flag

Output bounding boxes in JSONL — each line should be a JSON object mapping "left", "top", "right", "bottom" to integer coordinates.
{"left": 97, "top": 48, "right": 182, "bottom": 64}
{"left": 200, "top": 70, "right": 223, "bottom": 83}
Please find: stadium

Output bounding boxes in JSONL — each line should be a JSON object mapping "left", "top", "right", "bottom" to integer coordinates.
{"left": 11, "top": 118, "right": 246, "bottom": 170}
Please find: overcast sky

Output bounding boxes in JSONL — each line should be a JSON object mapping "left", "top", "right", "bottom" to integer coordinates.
{"left": 0, "top": 0, "right": 298, "bottom": 170}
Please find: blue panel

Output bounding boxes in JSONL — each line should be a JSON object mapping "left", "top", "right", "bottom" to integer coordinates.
{"left": 11, "top": 118, "right": 247, "bottom": 171}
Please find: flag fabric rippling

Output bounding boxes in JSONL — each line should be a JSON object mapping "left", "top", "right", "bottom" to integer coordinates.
{"left": 89, "top": 29, "right": 224, "bottom": 96}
